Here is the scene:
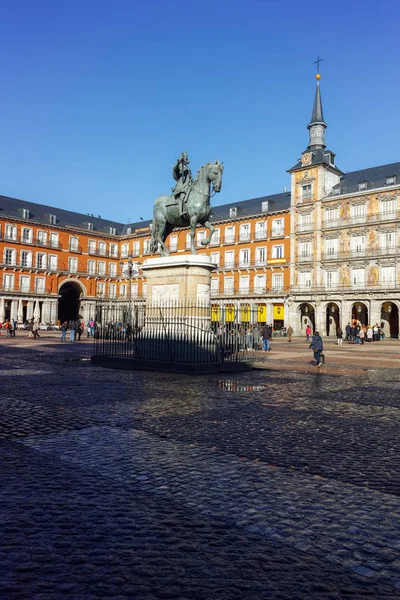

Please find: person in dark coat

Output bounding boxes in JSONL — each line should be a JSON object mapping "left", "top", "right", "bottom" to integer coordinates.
{"left": 309, "top": 331, "right": 324, "bottom": 368}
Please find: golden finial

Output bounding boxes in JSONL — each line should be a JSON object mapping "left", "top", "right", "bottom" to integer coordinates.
{"left": 316, "top": 73, "right": 321, "bottom": 80}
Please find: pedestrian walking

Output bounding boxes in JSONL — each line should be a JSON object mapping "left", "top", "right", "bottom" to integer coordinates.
{"left": 345, "top": 323, "right": 351, "bottom": 342}
{"left": 60, "top": 322, "right": 67, "bottom": 342}
{"left": 287, "top": 325, "right": 293, "bottom": 342}
{"left": 32, "top": 320, "right": 40, "bottom": 339}
{"left": 336, "top": 325, "right": 343, "bottom": 345}
{"left": 261, "top": 324, "right": 272, "bottom": 352}
{"left": 305, "top": 324, "right": 311, "bottom": 341}
{"left": 69, "top": 320, "right": 76, "bottom": 342}
{"left": 309, "top": 331, "right": 324, "bottom": 368}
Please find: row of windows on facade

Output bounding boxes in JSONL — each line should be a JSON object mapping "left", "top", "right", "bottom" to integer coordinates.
{"left": 300, "top": 179, "right": 398, "bottom": 200}
{"left": 14, "top": 210, "right": 119, "bottom": 235}
{"left": 2, "top": 249, "right": 122, "bottom": 276}
{"left": 299, "top": 200, "right": 397, "bottom": 223}
{"left": 298, "top": 266, "right": 397, "bottom": 288}
{"left": 298, "top": 232, "right": 398, "bottom": 259}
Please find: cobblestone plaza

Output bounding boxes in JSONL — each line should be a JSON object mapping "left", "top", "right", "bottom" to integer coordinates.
{"left": 1, "top": 335, "right": 400, "bottom": 598}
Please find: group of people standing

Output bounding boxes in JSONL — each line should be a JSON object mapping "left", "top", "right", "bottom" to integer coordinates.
{"left": 340, "top": 322, "right": 384, "bottom": 345}
{"left": 60, "top": 318, "right": 97, "bottom": 342}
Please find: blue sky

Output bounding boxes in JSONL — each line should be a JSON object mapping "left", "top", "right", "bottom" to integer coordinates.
{"left": 0, "top": 0, "right": 399, "bottom": 223}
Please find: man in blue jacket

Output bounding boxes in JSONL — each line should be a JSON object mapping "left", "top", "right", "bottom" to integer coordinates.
{"left": 309, "top": 331, "right": 324, "bottom": 368}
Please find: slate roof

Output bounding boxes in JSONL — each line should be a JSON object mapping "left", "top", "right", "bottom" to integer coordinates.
{"left": 328, "top": 162, "right": 400, "bottom": 197}
{"left": 309, "top": 82, "right": 325, "bottom": 125}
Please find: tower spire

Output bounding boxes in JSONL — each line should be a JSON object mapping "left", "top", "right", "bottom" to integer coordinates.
{"left": 307, "top": 68, "right": 327, "bottom": 150}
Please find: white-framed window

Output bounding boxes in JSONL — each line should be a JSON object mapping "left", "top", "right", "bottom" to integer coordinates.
{"left": 239, "top": 223, "right": 250, "bottom": 242}
{"left": 49, "top": 255, "right": 58, "bottom": 271}
{"left": 224, "top": 276, "right": 234, "bottom": 293}
{"left": 142, "top": 282, "right": 147, "bottom": 297}
{"left": 70, "top": 236, "right": 79, "bottom": 252}
{"left": 254, "top": 273, "right": 266, "bottom": 293}
{"left": 211, "top": 278, "right": 219, "bottom": 293}
{"left": 98, "top": 241, "right": 106, "bottom": 256}
{"left": 88, "top": 240, "right": 96, "bottom": 255}
{"left": 358, "top": 182, "right": 368, "bottom": 191}
{"left": 35, "top": 277, "right": 45, "bottom": 293}
{"left": 22, "top": 227, "right": 33, "bottom": 243}
{"left": 88, "top": 222, "right": 94, "bottom": 231}
{"left": 351, "top": 235, "right": 365, "bottom": 254}
{"left": 69, "top": 257, "right": 78, "bottom": 273}
{"left": 109, "top": 227, "right": 116, "bottom": 235}
{"left": 255, "top": 246, "right": 266, "bottom": 266}
{"left": 299, "top": 212, "right": 312, "bottom": 229}
{"left": 352, "top": 268, "right": 365, "bottom": 287}
{"left": 271, "top": 218, "right": 284, "bottom": 237}
{"left": 350, "top": 204, "right": 366, "bottom": 220}
{"left": 22, "top": 208, "right": 30, "bottom": 219}
{"left": 261, "top": 201, "right": 269, "bottom": 213}
{"left": 21, "top": 250, "right": 33, "bottom": 267}
{"left": 49, "top": 214, "right": 57, "bottom": 225}
{"left": 229, "top": 207, "right": 237, "bottom": 218}
{"left": 239, "top": 275, "right": 249, "bottom": 292}
{"left": 299, "top": 241, "right": 312, "bottom": 259}
{"left": 20, "top": 275, "right": 30, "bottom": 292}
{"left": 386, "top": 176, "right": 397, "bottom": 186}
{"left": 109, "top": 244, "right": 118, "bottom": 258}
{"left": 88, "top": 260, "right": 96, "bottom": 275}
{"left": 381, "top": 199, "right": 396, "bottom": 217}
{"left": 239, "top": 248, "right": 250, "bottom": 267}
{"left": 325, "top": 207, "right": 339, "bottom": 224}
{"left": 36, "top": 253, "right": 46, "bottom": 269}
{"left": 301, "top": 184, "right": 312, "bottom": 200}
{"left": 381, "top": 231, "right": 396, "bottom": 249}
{"left": 169, "top": 235, "right": 178, "bottom": 251}
{"left": 143, "top": 239, "right": 151, "bottom": 254}
{"left": 126, "top": 227, "right": 132, "bottom": 235}
{"left": 5, "top": 224, "right": 17, "bottom": 241}
{"left": 3, "top": 274, "right": 14, "bottom": 291}
{"left": 97, "top": 282, "right": 105, "bottom": 297}
{"left": 109, "top": 283, "right": 117, "bottom": 298}
{"left": 224, "top": 225, "right": 235, "bottom": 244}
{"left": 272, "top": 273, "right": 284, "bottom": 290}
{"left": 381, "top": 266, "right": 395, "bottom": 285}
{"left": 133, "top": 241, "right": 140, "bottom": 256}
{"left": 4, "top": 248, "right": 16, "bottom": 266}
{"left": 299, "top": 272, "right": 311, "bottom": 288}
{"left": 50, "top": 232, "right": 59, "bottom": 248}
{"left": 131, "top": 283, "right": 138, "bottom": 297}
{"left": 224, "top": 250, "right": 234, "bottom": 268}
{"left": 185, "top": 232, "right": 191, "bottom": 249}
{"left": 121, "top": 243, "right": 129, "bottom": 258}
{"left": 98, "top": 261, "right": 106, "bottom": 275}
{"left": 255, "top": 221, "right": 266, "bottom": 240}
{"left": 120, "top": 284, "right": 127, "bottom": 297}
{"left": 272, "top": 245, "right": 284, "bottom": 259}
{"left": 37, "top": 230, "right": 47, "bottom": 246}
{"left": 325, "top": 270, "right": 338, "bottom": 288}
{"left": 210, "top": 252, "right": 220, "bottom": 266}
{"left": 325, "top": 238, "right": 338, "bottom": 257}
{"left": 197, "top": 230, "right": 206, "bottom": 247}
{"left": 109, "top": 263, "right": 117, "bottom": 277}
{"left": 210, "top": 228, "right": 220, "bottom": 245}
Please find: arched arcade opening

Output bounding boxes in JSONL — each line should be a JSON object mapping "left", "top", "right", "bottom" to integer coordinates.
{"left": 326, "top": 302, "right": 339, "bottom": 336}
{"left": 381, "top": 302, "right": 399, "bottom": 339}
{"left": 58, "top": 281, "right": 83, "bottom": 323}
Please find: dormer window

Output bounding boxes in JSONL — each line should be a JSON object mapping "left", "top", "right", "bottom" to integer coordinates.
{"left": 49, "top": 214, "right": 56, "bottom": 225}
{"left": 88, "top": 222, "right": 94, "bottom": 231}
{"left": 386, "top": 176, "right": 397, "bottom": 186}
{"left": 126, "top": 227, "right": 132, "bottom": 234}
{"left": 109, "top": 227, "right": 116, "bottom": 235}
{"left": 261, "top": 201, "right": 269, "bottom": 213}
{"left": 333, "top": 187, "right": 341, "bottom": 196}
{"left": 358, "top": 182, "right": 368, "bottom": 191}
{"left": 22, "top": 208, "right": 30, "bottom": 219}
{"left": 229, "top": 207, "right": 237, "bottom": 218}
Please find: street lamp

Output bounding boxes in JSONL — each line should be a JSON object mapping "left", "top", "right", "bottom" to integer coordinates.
{"left": 119, "top": 255, "right": 139, "bottom": 324}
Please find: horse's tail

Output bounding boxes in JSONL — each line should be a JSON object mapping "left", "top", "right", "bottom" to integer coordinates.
{"left": 150, "top": 216, "right": 159, "bottom": 254}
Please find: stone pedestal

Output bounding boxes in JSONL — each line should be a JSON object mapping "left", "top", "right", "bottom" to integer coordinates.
{"left": 141, "top": 255, "right": 216, "bottom": 304}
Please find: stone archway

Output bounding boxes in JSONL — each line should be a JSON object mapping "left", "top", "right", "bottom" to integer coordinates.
{"left": 326, "top": 302, "right": 339, "bottom": 336}
{"left": 58, "top": 281, "right": 84, "bottom": 323}
{"left": 351, "top": 302, "right": 368, "bottom": 327}
{"left": 380, "top": 302, "right": 399, "bottom": 339}
{"left": 299, "top": 302, "right": 315, "bottom": 333}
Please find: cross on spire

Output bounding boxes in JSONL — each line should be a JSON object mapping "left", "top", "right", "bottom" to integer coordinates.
{"left": 314, "top": 56, "right": 323, "bottom": 73}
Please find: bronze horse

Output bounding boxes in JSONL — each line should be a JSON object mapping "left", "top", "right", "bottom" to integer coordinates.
{"left": 150, "top": 160, "right": 224, "bottom": 256}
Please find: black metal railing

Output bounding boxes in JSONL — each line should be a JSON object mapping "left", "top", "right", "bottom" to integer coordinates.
{"left": 92, "top": 299, "right": 262, "bottom": 370}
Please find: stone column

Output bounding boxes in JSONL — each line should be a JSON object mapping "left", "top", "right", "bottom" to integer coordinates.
{"left": 27, "top": 300, "right": 34, "bottom": 320}
{"left": 41, "top": 300, "right": 52, "bottom": 323}
{"left": 369, "top": 297, "right": 381, "bottom": 327}
{"left": 11, "top": 299, "right": 18, "bottom": 321}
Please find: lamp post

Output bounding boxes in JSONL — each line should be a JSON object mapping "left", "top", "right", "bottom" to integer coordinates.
{"left": 119, "top": 255, "right": 139, "bottom": 324}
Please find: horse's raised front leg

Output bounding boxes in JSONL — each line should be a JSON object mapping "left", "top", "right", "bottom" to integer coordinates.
{"left": 202, "top": 220, "right": 215, "bottom": 246}
{"left": 190, "top": 216, "right": 197, "bottom": 254}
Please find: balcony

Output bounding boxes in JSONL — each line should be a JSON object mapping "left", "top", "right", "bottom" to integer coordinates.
{"left": 69, "top": 245, "right": 82, "bottom": 254}
{"left": 298, "top": 254, "right": 313, "bottom": 263}
{"left": 322, "top": 252, "right": 339, "bottom": 260}
{"left": 4, "top": 233, "right": 19, "bottom": 242}
{"left": 254, "top": 286, "right": 266, "bottom": 294}
{"left": 238, "top": 233, "right": 251, "bottom": 242}
{"left": 255, "top": 230, "right": 267, "bottom": 240}
{"left": 36, "top": 238, "right": 49, "bottom": 247}
{"left": 49, "top": 241, "right": 61, "bottom": 250}
{"left": 224, "top": 235, "right": 235, "bottom": 244}
{"left": 270, "top": 229, "right": 285, "bottom": 239}
{"left": 169, "top": 244, "right": 178, "bottom": 253}
{"left": 132, "top": 249, "right": 141, "bottom": 257}
{"left": 297, "top": 223, "right": 313, "bottom": 233}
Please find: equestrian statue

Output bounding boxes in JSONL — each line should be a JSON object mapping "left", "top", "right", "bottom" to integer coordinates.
{"left": 150, "top": 153, "right": 224, "bottom": 256}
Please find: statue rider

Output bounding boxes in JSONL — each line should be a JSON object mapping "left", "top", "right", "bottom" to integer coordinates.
{"left": 172, "top": 152, "right": 192, "bottom": 217}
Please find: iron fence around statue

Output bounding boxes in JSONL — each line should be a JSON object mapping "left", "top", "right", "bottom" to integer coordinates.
{"left": 92, "top": 299, "right": 264, "bottom": 369}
